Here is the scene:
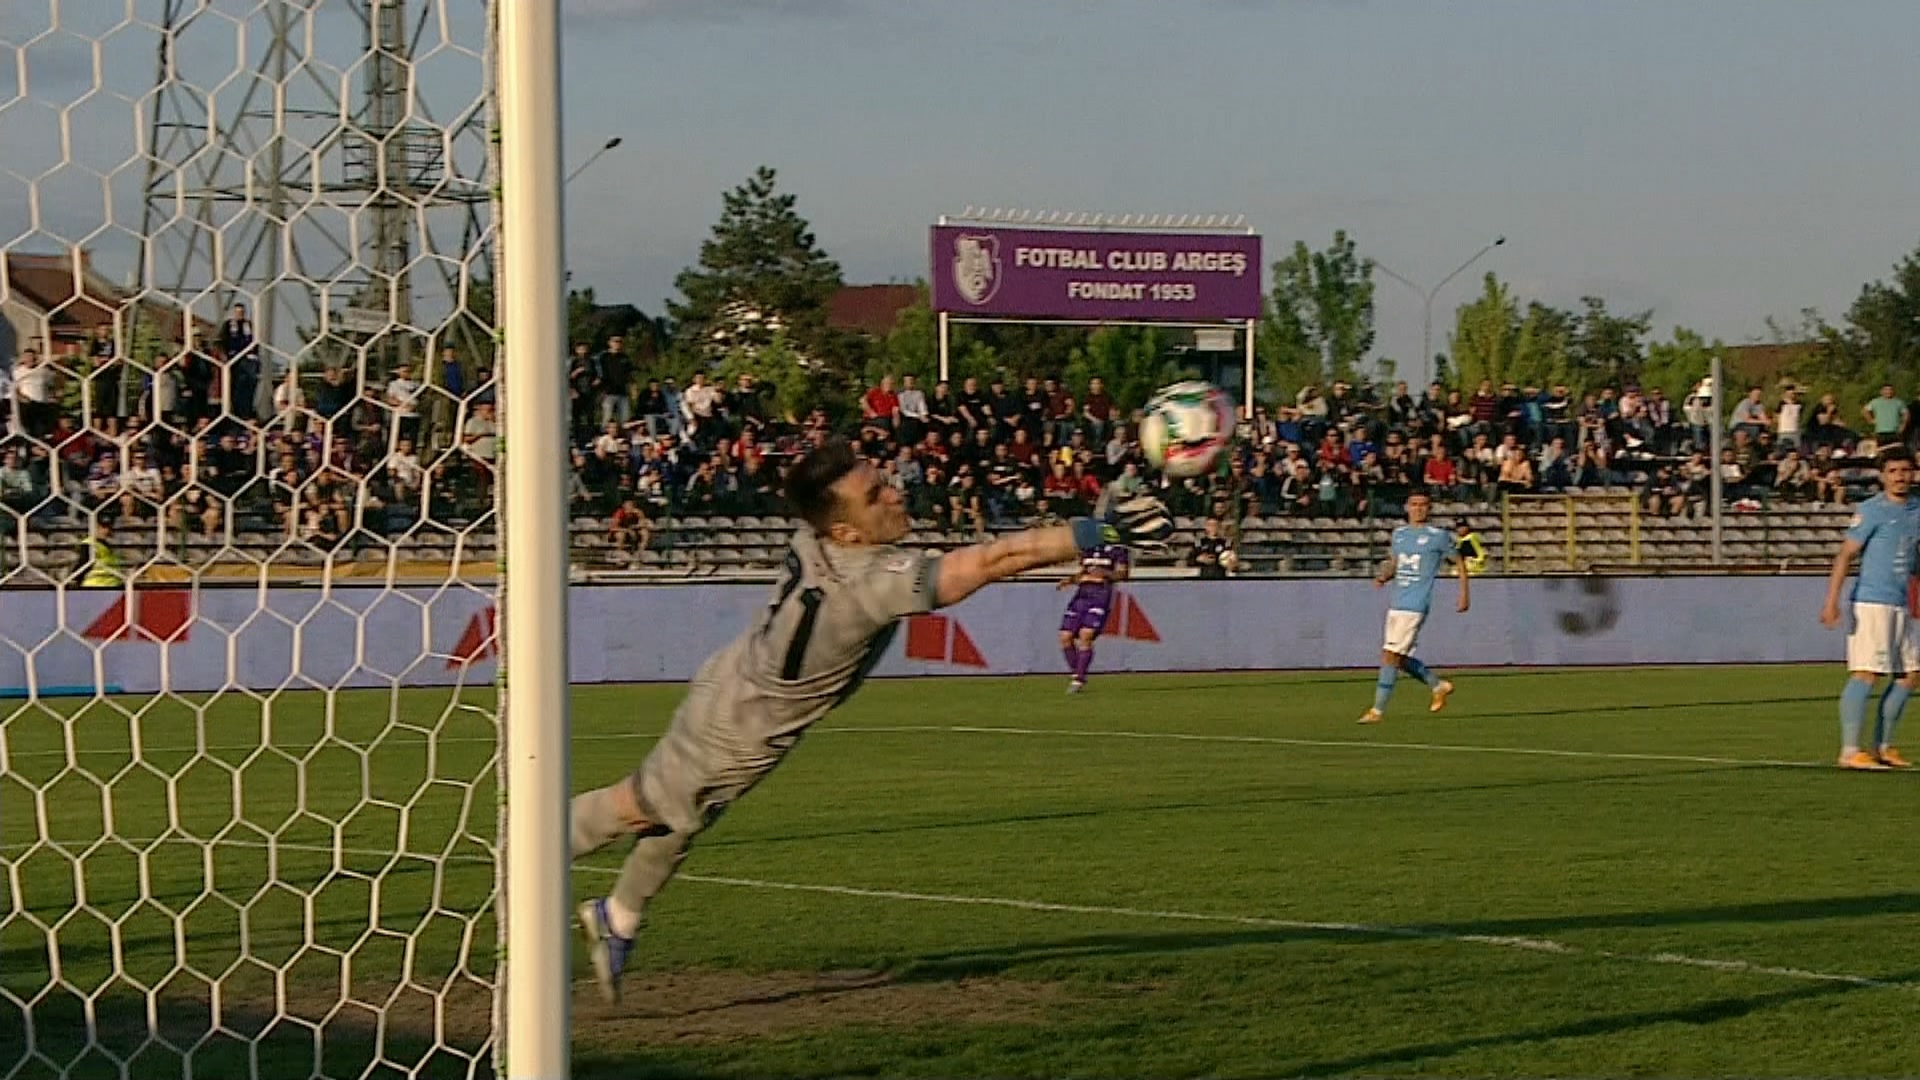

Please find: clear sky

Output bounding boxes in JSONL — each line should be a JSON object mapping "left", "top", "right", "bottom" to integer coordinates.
{"left": 557, "top": 0, "right": 1920, "bottom": 377}
{"left": 2, "top": 0, "right": 1915, "bottom": 379}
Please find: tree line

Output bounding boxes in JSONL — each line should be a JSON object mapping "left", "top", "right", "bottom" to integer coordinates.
{"left": 548, "top": 165, "right": 1920, "bottom": 422}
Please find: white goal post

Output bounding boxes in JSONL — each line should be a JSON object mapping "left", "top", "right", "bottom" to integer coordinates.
{"left": 496, "top": 0, "right": 573, "bottom": 1077}
{"left": 0, "top": 0, "right": 573, "bottom": 1077}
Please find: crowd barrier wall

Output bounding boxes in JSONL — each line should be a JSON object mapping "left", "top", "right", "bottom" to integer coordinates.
{"left": 0, "top": 576, "right": 1843, "bottom": 697}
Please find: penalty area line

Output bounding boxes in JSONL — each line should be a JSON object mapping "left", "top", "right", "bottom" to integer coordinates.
{"left": 658, "top": 869, "right": 1916, "bottom": 994}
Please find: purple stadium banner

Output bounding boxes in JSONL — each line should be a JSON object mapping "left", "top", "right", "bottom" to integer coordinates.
{"left": 929, "top": 226, "right": 1263, "bottom": 322}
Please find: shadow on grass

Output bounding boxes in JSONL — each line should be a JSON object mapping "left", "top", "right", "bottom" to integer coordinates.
{"left": 0, "top": 986, "right": 497, "bottom": 1080}
{"left": 1413, "top": 891, "right": 1920, "bottom": 938}
{"left": 893, "top": 892, "right": 1920, "bottom": 983}
{"left": 1281, "top": 965, "right": 1920, "bottom": 1077}
{"left": 0, "top": 984, "right": 719, "bottom": 1080}
{"left": 700, "top": 763, "right": 1776, "bottom": 850}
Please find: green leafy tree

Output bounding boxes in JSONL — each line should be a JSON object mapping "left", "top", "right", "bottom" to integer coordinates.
{"left": 668, "top": 166, "right": 848, "bottom": 376}
{"left": 713, "top": 333, "right": 828, "bottom": 425}
{"left": 1452, "top": 278, "right": 1647, "bottom": 394}
{"left": 1567, "top": 296, "right": 1651, "bottom": 385}
{"left": 1064, "top": 325, "right": 1188, "bottom": 414}
{"left": 1640, "top": 326, "right": 1722, "bottom": 402}
{"left": 1758, "top": 246, "right": 1920, "bottom": 414}
{"left": 1448, "top": 273, "right": 1519, "bottom": 389}
{"left": 1261, "top": 231, "right": 1376, "bottom": 393}
{"left": 1514, "top": 302, "right": 1574, "bottom": 389}
{"left": 1841, "top": 247, "right": 1920, "bottom": 391}
{"left": 964, "top": 323, "right": 1085, "bottom": 382}
{"left": 1256, "top": 280, "right": 1321, "bottom": 402}
{"left": 1751, "top": 308, "right": 1865, "bottom": 413}
{"left": 864, "top": 283, "right": 999, "bottom": 389}
{"left": 874, "top": 282, "right": 936, "bottom": 385}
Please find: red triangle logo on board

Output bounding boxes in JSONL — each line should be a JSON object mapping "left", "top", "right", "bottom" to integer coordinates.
{"left": 1101, "top": 594, "right": 1160, "bottom": 643}
{"left": 447, "top": 606, "right": 498, "bottom": 668}
{"left": 949, "top": 621, "right": 986, "bottom": 666}
{"left": 1121, "top": 594, "right": 1160, "bottom": 642}
{"left": 904, "top": 613, "right": 988, "bottom": 668}
{"left": 81, "top": 589, "right": 193, "bottom": 644}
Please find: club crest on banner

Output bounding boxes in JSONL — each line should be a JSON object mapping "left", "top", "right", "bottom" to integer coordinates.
{"left": 951, "top": 233, "right": 1001, "bottom": 306}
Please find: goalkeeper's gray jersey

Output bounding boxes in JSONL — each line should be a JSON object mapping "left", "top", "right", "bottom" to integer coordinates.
{"left": 634, "top": 529, "right": 942, "bottom": 832}
{"left": 732, "top": 528, "right": 942, "bottom": 726}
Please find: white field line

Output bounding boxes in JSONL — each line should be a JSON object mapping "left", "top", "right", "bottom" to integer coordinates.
{"left": 881, "top": 724, "right": 1828, "bottom": 770}
{"left": 3, "top": 835, "right": 1910, "bottom": 995}
{"left": 663, "top": 870, "right": 1918, "bottom": 993}
{"left": 0, "top": 723, "right": 1833, "bottom": 771}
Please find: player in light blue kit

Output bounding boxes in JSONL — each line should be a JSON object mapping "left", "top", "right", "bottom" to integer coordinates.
{"left": 1819, "top": 445, "right": 1920, "bottom": 770}
{"left": 1361, "top": 491, "right": 1469, "bottom": 724}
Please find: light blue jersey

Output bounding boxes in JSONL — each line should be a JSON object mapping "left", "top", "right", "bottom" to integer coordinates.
{"left": 1389, "top": 524, "right": 1457, "bottom": 614}
{"left": 1846, "top": 494, "right": 1920, "bottom": 606}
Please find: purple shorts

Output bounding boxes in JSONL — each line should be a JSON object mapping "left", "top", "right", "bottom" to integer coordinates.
{"left": 1061, "top": 596, "right": 1109, "bottom": 636}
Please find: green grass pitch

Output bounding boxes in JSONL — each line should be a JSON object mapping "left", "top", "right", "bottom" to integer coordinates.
{"left": 3, "top": 665, "right": 1917, "bottom": 1078}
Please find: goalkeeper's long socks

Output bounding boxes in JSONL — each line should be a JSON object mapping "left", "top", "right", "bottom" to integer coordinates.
{"left": 1062, "top": 644, "right": 1079, "bottom": 673}
{"left": 1839, "top": 678, "right": 1873, "bottom": 753}
{"left": 605, "top": 896, "right": 642, "bottom": 940}
{"left": 1876, "top": 682, "right": 1911, "bottom": 749}
{"left": 1373, "top": 664, "right": 1398, "bottom": 714}
{"left": 1074, "top": 644, "right": 1095, "bottom": 682}
{"left": 1402, "top": 656, "right": 1441, "bottom": 689}
{"left": 569, "top": 784, "right": 630, "bottom": 858}
{"left": 608, "top": 829, "right": 692, "bottom": 939}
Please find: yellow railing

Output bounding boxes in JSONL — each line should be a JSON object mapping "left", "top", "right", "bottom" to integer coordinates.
{"left": 1501, "top": 491, "right": 1641, "bottom": 573}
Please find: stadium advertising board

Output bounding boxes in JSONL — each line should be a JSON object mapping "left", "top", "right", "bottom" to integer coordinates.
{"left": 0, "top": 576, "right": 1841, "bottom": 696}
{"left": 930, "top": 225, "right": 1262, "bottom": 322}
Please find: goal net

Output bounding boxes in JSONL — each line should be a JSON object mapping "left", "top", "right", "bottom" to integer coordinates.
{"left": 1, "top": 2, "right": 514, "bottom": 1076}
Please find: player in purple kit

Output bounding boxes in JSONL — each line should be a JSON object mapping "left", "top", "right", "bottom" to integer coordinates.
{"left": 1057, "top": 543, "right": 1130, "bottom": 692}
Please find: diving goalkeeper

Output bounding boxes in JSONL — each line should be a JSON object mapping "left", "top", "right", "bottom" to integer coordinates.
{"left": 567, "top": 438, "right": 1173, "bottom": 1002}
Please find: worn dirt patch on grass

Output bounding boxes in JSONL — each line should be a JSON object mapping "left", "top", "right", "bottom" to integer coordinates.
{"left": 10, "top": 967, "right": 1092, "bottom": 1076}
{"left": 573, "top": 967, "right": 1073, "bottom": 1044}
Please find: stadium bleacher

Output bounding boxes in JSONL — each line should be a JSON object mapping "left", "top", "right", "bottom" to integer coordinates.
{"left": 0, "top": 334, "right": 1892, "bottom": 586}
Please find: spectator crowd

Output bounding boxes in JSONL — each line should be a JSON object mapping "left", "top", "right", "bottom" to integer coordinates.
{"left": 2, "top": 320, "right": 1909, "bottom": 570}
{"left": 561, "top": 355, "right": 1900, "bottom": 544}
{"left": 1, "top": 306, "right": 501, "bottom": 553}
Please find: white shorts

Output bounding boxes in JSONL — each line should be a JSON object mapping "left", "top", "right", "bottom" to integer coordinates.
{"left": 1846, "top": 601, "right": 1920, "bottom": 675}
{"left": 1383, "top": 610, "right": 1426, "bottom": 656}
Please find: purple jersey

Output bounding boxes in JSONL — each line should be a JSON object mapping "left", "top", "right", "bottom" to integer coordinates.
{"left": 1072, "top": 544, "right": 1128, "bottom": 607}
{"left": 1061, "top": 546, "right": 1127, "bottom": 636}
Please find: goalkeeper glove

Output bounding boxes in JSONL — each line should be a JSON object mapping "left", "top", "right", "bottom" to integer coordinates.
{"left": 1102, "top": 495, "right": 1174, "bottom": 554}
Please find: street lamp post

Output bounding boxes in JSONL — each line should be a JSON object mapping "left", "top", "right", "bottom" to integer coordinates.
{"left": 563, "top": 137, "right": 623, "bottom": 282}
{"left": 1372, "top": 236, "right": 1506, "bottom": 388}
{"left": 566, "top": 135, "right": 624, "bottom": 186}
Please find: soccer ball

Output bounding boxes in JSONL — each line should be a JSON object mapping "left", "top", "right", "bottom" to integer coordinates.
{"left": 1138, "top": 381, "right": 1235, "bottom": 478}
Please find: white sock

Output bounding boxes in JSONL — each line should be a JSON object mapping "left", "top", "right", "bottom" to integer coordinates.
{"left": 606, "top": 896, "right": 642, "bottom": 939}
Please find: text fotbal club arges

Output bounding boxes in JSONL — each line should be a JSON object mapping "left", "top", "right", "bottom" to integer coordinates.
{"left": 1013, "top": 245, "right": 1250, "bottom": 304}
